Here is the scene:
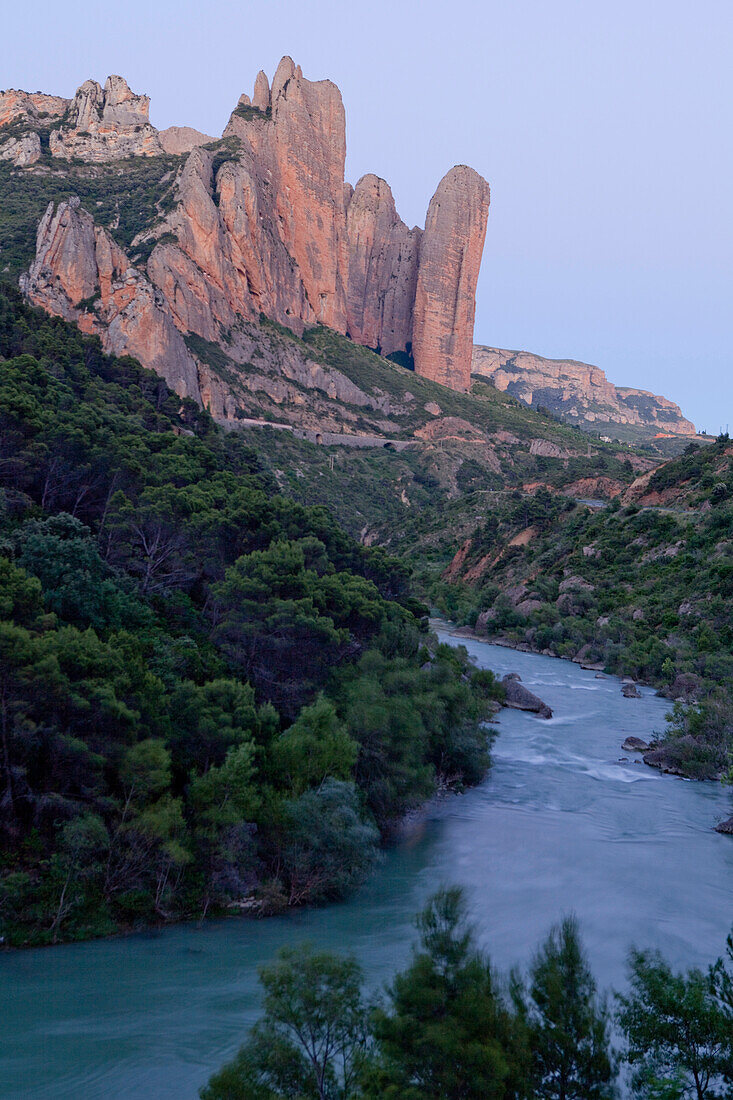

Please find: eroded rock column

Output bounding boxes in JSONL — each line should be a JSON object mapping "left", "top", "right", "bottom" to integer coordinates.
{"left": 412, "top": 165, "right": 490, "bottom": 390}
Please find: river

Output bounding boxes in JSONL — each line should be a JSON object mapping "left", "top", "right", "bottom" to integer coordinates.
{"left": 2, "top": 635, "right": 732, "bottom": 1099}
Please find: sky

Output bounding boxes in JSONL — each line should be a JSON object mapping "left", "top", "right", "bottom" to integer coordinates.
{"left": 4, "top": 0, "right": 732, "bottom": 430}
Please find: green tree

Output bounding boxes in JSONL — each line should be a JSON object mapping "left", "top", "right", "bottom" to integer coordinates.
{"left": 50, "top": 811, "right": 109, "bottom": 941}
{"left": 188, "top": 743, "right": 261, "bottom": 917}
{"left": 200, "top": 944, "right": 370, "bottom": 1100}
{"left": 277, "top": 779, "right": 379, "bottom": 906}
{"left": 364, "top": 886, "right": 529, "bottom": 1099}
{"left": 269, "top": 695, "right": 357, "bottom": 796}
{"left": 617, "top": 939, "right": 733, "bottom": 1099}
{"left": 519, "top": 916, "right": 617, "bottom": 1099}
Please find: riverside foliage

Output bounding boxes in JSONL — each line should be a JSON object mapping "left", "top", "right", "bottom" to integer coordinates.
{"left": 0, "top": 287, "right": 500, "bottom": 945}
{"left": 202, "top": 888, "right": 733, "bottom": 1100}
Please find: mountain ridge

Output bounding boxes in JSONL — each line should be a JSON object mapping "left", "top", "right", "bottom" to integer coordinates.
{"left": 2, "top": 62, "right": 489, "bottom": 398}
{"left": 1, "top": 64, "right": 695, "bottom": 445}
{"left": 472, "top": 344, "right": 696, "bottom": 440}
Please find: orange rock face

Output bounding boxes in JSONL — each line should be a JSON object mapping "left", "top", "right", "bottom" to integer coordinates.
{"left": 0, "top": 89, "right": 69, "bottom": 126}
{"left": 412, "top": 166, "right": 491, "bottom": 390}
{"left": 18, "top": 60, "right": 493, "bottom": 403}
{"left": 224, "top": 57, "right": 349, "bottom": 332}
{"left": 345, "top": 174, "right": 421, "bottom": 356}
{"left": 21, "top": 199, "right": 200, "bottom": 402}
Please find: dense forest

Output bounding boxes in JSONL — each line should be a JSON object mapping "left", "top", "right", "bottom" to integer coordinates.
{"left": 0, "top": 286, "right": 500, "bottom": 946}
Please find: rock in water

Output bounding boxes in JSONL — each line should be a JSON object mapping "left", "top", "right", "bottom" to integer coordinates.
{"left": 412, "top": 166, "right": 491, "bottom": 391}
{"left": 501, "top": 674, "right": 552, "bottom": 718}
{"left": 622, "top": 736, "right": 650, "bottom": 752}
{"left": 622, "top": 683, "right": 642, "bottom": 698}
{"left": 714, "top": 816, "right": 733, "bottom": 835}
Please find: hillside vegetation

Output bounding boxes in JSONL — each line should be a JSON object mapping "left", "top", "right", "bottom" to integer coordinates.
{"left": 440, "top": 438, "right": 733, "bottom": 779}
{"left": 0, "top": 286, "right": 502, "bottom": 946}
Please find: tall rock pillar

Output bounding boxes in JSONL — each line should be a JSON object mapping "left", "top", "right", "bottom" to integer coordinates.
{"left": 411, "top": 165, "right": 490, "bottom": 390}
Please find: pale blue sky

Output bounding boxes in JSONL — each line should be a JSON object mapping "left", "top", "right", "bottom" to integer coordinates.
{"left": 5, "top": 0, "right": 732, "bottom": 429}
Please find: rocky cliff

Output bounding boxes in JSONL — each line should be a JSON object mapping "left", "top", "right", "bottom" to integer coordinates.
{"left": 6, "top": 60, "right": 490, "bottom": 401}
{"left": 50, "top": 76, "right": 164, "bottom": 160}
{"left": 413, "top": 167, "right": 491, "bottom": 390}
{"left": 20, "top": 198, "right": 200, "bottom": 401}
{"left": 472, "top": 346, "right": 696, "bottom": 438}
{"left": 345, "top": 173, "right": 421, "bottom": 357}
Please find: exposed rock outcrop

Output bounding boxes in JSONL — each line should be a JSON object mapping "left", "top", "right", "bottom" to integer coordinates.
{"left": 345, "top": 174, "right": 421, "bottom": 357}
{"left": 223, "top": 57, "right": 349, "bottom": 333}
{"left": 20, "top": 199, "right": 199, "bottom": 401}
{"left": 413, "top": 167, "right": 491, "bottom": 390}
{"left": 252, "top": 71, "right": 271, "bottom": 112}
{"left": 49, "top": 76, "right": 163, "bottom": 160}
{"left": 0, "top": 132, "right": 41, "bottom": 167}
{"left": 158, "top": 126, "right": 215, "bottom": 155}
{"left": 472, "top": 346, "right": 696, "bottom": 439}
{"left": 0, "top": 89, "right": 69, "bottom": 127}
{"left": 15, "top": 60, "right": 492, "bottom": 406}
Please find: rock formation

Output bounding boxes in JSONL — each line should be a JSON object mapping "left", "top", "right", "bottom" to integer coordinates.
{"left": 345, "top": 174, "right": 421, "bottom": 356}
{"left": 472, "top": 346, "right": 696, "bottom": 438}
{"left": 501, "top": 673, "right": 553, "bottom": 718}
{"left": 49, "top": 76, "right": 163, "bottom": 160}
{"left": 11, "top": 60, "right": 492, "bottom": 404}
{"left": 412, "top": 167, "right": 491, "bottom": 390}
{"left": 622, "top": 736, "right": 649, "bottom": 752}
{"left": 0, "top": 90, "right": 69, "bottom": 127}
{"left": 223, "top": 57, "right": 350, "bottom": 332}
{"left": 158, "top": 126, "right": 216, "bottom": 155}
{"left": 20, "top": 199, "right": 200, "bottom": 402}
{"left": 0, "top": 132, "right": 41, "bottom": 167}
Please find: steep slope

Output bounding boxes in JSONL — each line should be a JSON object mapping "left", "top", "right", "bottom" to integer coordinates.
{"left": 441, "top": 435, "right": 733, "bottom": 777}
{"left": 472, "top": 345, "right": 696, "bottom": 441}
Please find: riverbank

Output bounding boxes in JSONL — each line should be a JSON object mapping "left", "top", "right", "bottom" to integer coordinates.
{"left": 434, "top": 618, "right": 733, "bottom": 785}
{"left": 4, "top": 635, "right": 731, "bottom": 1100}
{"left": 438, "top": 618, "right": 616, "bottom": 675}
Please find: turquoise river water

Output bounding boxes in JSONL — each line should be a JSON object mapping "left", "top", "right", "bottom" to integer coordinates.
{"left": 2, "top": 633, "right": 732, "bottom": 1098}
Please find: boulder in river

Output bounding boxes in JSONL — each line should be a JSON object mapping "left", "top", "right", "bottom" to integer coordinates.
{"left": 501, "top": 674, "right": 553, "bottom": 719}
{"left": 714, "top": 816, "right": 733, "bottom": 835}
{"left": 622, "top": 736, "right": 650, "bottom": 753}
{"left": 622, "top": 683, "right": 642, "bottom": 698}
